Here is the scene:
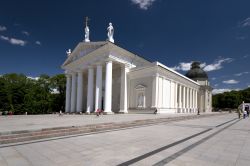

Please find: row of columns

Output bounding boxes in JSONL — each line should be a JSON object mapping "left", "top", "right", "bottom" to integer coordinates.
{"left": 65, "top": 61, "right": 114, "bottom": 113}
{"left": 177, "top": 84, "right": 198, "bottom": 113}
{"left": 65, "top": 61, "right": 128, "bottom": 114}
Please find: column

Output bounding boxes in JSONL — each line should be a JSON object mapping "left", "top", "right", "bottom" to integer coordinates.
{"left": 120, "top": 66, "right": 129, "bottom": 113}
{"left": 65, "top": 74, "right": 71, "bottom": 113}
{"left": 76, "top": 71, "right": 83, "bottom": 113}
{"left": 104, "top": 61, "right": 112, "bottom": 113}
{"left": 187, "top": 88, "right": 190, "bottom": 113}
{"left": 174, "top": 83, "right": 178, "bottom": 109}
{"left": 70, "top": 73, "right": 77, "bottom": 113}
{"left": 178, "top": 84, "right": 182, "bottom": 113}
{"left": 95, "top": 65, "right": 103, "bottom": 112}
{"left": 190, "top": 89, "right": 193, "bottom": 112}
{"left": 189, "top": 88, "right": 191, "bottom": 112}
{"left": 183, "top": 86, "right": 186, "bottom": 113}
{"left": 192, "top": 89, "right": 195, "bottom": 112}
{"left": 195, "top": 90, "right": 198, "bottom": 111}
{"left": 86, "top": 67, "right": 94, "bottom": 113}
{"left": 152, "top": 75, "right": 159, "bottom": 108}
{"left": 189, "top": 88, "right": 192, "bottom": 112}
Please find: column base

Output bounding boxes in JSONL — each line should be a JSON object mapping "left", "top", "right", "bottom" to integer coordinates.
{"left": 104, "top": 111, "right": 114, "bottom": 115}
{"left": 119, "top": 110, "right": 128, "bottom": 114}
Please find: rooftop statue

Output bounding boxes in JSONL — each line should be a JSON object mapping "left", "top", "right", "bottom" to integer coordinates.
{"left": 85, "top": 26, "right": 90, "bottom": 42}
{"left": 84, "top": 17, "right": 90, "bottom": 42}
{"left": 66, "top": 49, "right": 71, "bottom": 57}
{"left": 107, "top": 22, "right": 114, "bottom": 43}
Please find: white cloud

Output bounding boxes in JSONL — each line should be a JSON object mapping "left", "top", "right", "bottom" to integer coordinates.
{"left": 0, "top": 35, "right": 27, "bottom": 46}
{"left": 223, "top": 79, "right": 239, "bottom": 84}
{"left": 35, "top": 41, "right": 41, "bottom": 45}
{"left": 212, "top": 89, "right": 232, "bottom": 94}
{"left": 212, "top": 88, "right": 241, "bottom": 95}
{"left": 0, "top": 25, "right": 7, "bottom": 31}
{"left": 171, "top": 58, "right": 232, "bottom": 72}
{"left": 211, "top": 77, "right": 216, "bottom": 80}
{"left": 131, "top": 0, "right": 156, "bottom": 10}
{"left": 234, "top": 72, "right": 249, "bottom": 76}
{"left": 243, "top": 54, "right": 250, "bottom": 58}
{"left": 171, "top": 62, "right": 192, "bottom": 71}
{"left": 171, "top": 61, "right": 206, "bottom": 71}
{"left": 240, "top": 17, "right": 250, "bottom": 27}
{"left": 0, "top": 35, "right": 8, "bottom": 40}
{"left": 27, "top": 76, "right": 39, "bottom": 80}
{"left": 203, "top": 58, "right": 233, "bottom": 72}
{"left": 22, "top": 31, "right": 30, "bottom": 36}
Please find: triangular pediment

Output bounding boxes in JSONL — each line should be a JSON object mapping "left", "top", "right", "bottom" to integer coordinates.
{"left": 135, "top": 84, "right": 146, "bottom": 90}
{"left": 62, "top": 41, "right": 107, "bottom": 67}
{"left": 61, "top": 41, "right": 152, "bottom": 71}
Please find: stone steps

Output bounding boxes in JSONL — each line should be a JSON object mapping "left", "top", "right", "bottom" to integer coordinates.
{"left": 0, "top": 113, "right": 226, "bottom": 145}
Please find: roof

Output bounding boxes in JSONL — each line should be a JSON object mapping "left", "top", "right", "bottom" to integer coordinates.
{"left": 155, "top": 62, "right": 200, "bottom": 85}
{"left": 185, "top": 62, "right": 208, "bottom": 81}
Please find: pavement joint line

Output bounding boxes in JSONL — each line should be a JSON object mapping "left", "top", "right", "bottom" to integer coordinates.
{"left": 215, "top": 118, "right": 238, "bottom": 127}
{"left": 117, "top": 118, "right": 238, "bottom": 166}
{"left": 152, "top": 119, "right": 241, "bottom": 166}
{"left": 0, "top": 120, "right": 180, "bottom": 148}
{"left": 0, "top": 113, "right": 227, "bottom": 136}
{"left": 0, "top": 114, "right": 230, "bottom": 147}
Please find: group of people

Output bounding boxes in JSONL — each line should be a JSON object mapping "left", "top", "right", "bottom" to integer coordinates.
{"left": 238, "top": 108, "right": 249, "bottom": 119}
{"left": 96, "top": 109, "right": 104, "bottom": 116}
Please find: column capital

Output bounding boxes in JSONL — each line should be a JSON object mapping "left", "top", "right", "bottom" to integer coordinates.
{"left": 88, "top": 65, "right": 95, "bottom": 69}
{"left": 65, "top": 74, "right": 71, "bottom": 78}
{"left": 105, "top": 60, "right": 113, "bottom": 64}
{"left": 94, "top": 62, "right": 103, "bottom": 67}
{"left": 65, "top": 70, "right": 73, "bottom": 75}
{"left": 76, "top": 69, "right": 84, "bottom": 73}
{"left": 71, "top": 72, "right": 77, "bottom": 77}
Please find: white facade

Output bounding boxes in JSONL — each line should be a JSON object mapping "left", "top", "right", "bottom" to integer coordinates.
{"left": 62, "top": 41, "right": 212, "bottom": 114}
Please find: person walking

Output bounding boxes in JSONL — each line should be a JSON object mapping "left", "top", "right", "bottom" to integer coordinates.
{"left": 153, "top": 108, "right": 158, "bottom": 114}
{"left": 237, "top": 108, "right": 242, "bottom": 119}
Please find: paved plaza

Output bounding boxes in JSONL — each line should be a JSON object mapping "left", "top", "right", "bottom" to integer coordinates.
{"left": 0, "top": 113, "right": 199, "bottom": 133}
{"left": 0, "top": 113, "right": 249, "bottom": 166}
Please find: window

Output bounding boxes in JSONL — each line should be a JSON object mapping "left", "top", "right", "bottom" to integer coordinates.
{"left": 135, "top": 84, "right": 146, "bottom": 108}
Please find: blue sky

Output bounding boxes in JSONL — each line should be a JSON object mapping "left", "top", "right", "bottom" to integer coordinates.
{"left": 0, "top": 0, "right": 250, "bottom": 94}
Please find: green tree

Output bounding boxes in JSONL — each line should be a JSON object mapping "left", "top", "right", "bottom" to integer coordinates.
{"left": 49, "top": 74, "right": 66, "bottom": 112}
{"left": 0, "top": 74, "right": 30, "bottom": 114}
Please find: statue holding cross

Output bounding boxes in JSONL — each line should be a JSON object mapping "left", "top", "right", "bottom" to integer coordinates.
{"left": 84, "top": 17, "right": 90, "bottom": 42}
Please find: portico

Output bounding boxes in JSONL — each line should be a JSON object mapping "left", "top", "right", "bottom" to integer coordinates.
{"left": 65, "top": 60, "right": 129, "bottom": 114}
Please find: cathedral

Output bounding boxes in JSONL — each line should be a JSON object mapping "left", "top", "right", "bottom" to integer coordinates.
{"left": 62, "top": 22, "right": 212, "bottom": 114}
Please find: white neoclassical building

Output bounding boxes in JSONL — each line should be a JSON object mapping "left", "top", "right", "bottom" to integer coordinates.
{"left": 62, "top": 22, "right": 212, "bottom": 114}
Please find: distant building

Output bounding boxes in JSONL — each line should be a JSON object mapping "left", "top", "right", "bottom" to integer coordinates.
{"left": 62, "top": 22, "right": 213, "bottom": 114}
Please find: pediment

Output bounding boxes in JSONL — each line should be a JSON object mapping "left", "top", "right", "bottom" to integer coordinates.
{"left": 62, "top": 41, "right": 107, "bottom": 67}
{"left": 135, "top": 84, "right": 146, "bottom": 90}
{"left": 61, "top": 41, "right": 152, "bottom": 71}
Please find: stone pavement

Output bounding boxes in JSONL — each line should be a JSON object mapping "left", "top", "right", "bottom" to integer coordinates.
{"left": 0, "top": 113, "right": 204, "bottom": 133}
{"left": 0, "top": 113, "right": 249, "bottom": 166}
{"left": 0, "top": 113, "right": 223, "bottom": 145}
